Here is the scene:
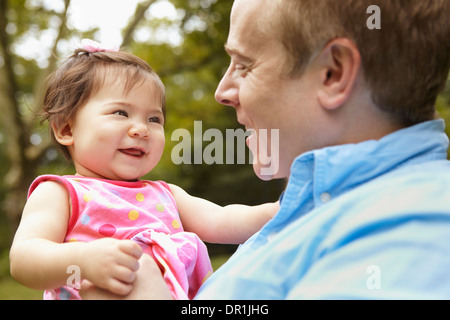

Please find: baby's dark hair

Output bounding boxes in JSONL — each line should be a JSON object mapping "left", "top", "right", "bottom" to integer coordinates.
{"left": 41, "top": 49, "right": 166, "bottom": 160}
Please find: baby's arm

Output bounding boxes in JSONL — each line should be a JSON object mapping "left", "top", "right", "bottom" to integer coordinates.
{"left": 9, "top": 181, "right": 142, "bottom": 295}
{"left": 169, "top": 184, "right": 279, "bottom": 244}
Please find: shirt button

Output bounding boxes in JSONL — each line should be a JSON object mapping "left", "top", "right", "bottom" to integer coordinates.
{"left": 320, "top": 192, "right": 331, "bottom": 203}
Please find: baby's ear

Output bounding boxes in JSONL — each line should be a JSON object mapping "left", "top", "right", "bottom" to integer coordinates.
{"left": 52, "top": 121, "right": 74, "bottom": 146}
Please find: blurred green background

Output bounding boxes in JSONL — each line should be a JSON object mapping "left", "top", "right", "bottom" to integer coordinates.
{"left": 0, "top": 0, "right": 449, "bottom": 299}
{"left": 0, "top": 0, "right": 286, "bottom": 299}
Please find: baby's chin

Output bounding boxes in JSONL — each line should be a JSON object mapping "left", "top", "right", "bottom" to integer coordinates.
{"left": 112, "top": 174, "right": 142, "bottom": 182}
{"left": 113, "top": 170, "right": 147, "bottom": 182}
{"left": 81, "top": 171, "right": 142, "bottom": 182}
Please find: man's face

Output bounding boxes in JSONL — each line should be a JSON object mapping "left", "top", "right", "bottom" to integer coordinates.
{"left": 215, "top": 0, "right": 324, "bottom": 179}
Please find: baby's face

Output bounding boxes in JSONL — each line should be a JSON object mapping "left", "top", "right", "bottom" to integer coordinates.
{"left": 68, "top": 77, "right": 165, "bottom": 181}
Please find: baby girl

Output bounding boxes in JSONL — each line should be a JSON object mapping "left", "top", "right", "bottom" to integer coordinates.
{"left": 9, "top": 40, "right": 278, "bottom": 300}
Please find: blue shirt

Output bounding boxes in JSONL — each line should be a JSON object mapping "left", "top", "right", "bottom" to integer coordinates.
{"left": 196, "top": 119, "right": 450, "bottom": 299}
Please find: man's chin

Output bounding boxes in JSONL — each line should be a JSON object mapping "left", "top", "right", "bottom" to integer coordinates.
{"left": 253, "top": 163, "right": 282, "bottom": 181}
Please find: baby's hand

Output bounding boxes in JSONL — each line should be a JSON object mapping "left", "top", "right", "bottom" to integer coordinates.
{"left": 80, "top": 238, "right": 143, "bottom": 295}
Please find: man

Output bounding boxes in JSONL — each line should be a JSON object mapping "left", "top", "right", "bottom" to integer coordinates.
{"left": 82, "top": 0, "right": 450, "bottom": 299}
{"left": 195, "top": 0, "right": 450, "bottom": 299}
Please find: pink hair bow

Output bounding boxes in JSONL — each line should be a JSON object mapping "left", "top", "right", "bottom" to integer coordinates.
{"left": 81, "top": 39, "right": 120, "bottom": 53}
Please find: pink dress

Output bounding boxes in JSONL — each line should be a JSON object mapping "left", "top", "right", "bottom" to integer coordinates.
{"left": 28, "top": 175, "right": 213, "bottom": 300}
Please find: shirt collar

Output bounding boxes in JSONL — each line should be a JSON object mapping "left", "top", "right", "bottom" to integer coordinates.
{"left": 280, "top": 119, "right": 449, "bottom": 214}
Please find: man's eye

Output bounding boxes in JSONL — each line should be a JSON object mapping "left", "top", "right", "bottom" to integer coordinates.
{"left": 233, "top": 63, "right": 249, "bottom": 77}
{"left": 114, "top": 110, "right": 128, "bottom": 117}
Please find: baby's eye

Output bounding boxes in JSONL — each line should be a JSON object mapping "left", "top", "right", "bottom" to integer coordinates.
{"left": 149, "top": 116, "right": 161, "bottom": 124}
{"left": 114, "top": 110, "right": 128, "bottom": 117}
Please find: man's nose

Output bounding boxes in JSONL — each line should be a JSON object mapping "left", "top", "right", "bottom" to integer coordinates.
{"left": 215, "top": 66, "right": 239, "bottom": 107}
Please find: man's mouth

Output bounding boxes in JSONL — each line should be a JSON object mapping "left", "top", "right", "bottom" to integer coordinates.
{"left": 119, "top": 148, "right": 146, "bottom": 158}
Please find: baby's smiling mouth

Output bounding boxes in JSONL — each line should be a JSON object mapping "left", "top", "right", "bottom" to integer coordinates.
{"left": 119, "top": 148, "right": 146, "bottom": 158}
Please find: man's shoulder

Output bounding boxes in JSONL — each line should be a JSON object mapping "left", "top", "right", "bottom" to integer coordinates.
{"left": 327, "top": 159, "right": 450, "bottom": 234}
{"left": 355, "top": 158, "right": 450, "bottom": 194}
{"left": 373, "top": 158, "right": 450, "bottom": 198}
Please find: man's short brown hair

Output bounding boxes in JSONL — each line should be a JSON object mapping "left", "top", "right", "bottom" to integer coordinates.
{"left": 265, "top": 0, "right": 450, "bottom": 126}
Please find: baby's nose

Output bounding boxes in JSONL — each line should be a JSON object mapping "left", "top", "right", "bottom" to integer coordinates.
{"left": 128, "top": 124, "right": 149, "bottom": 139}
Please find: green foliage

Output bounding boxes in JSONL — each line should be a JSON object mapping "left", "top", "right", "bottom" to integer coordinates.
{"left": 0, "top": 1, "right": 285, "bottom": 283}
{"left": 436, "top": 78, "right": 450, "bottom": 158}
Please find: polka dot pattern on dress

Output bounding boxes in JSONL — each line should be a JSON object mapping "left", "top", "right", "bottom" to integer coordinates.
{"left": 128, "top": 210, "right": 139, "bottom": 221}
{"left": 83, "top": 192, "right": 92, "bottom": 202}
{"left": 76, "top": 186, "right": 183, "bottom": 238}
{"left": 136, "top": 193, "right": 145, "bottom": 202}
{"left": 34, "top": 176, "right": 213, "bottom": 300}
{"left": 172, "top": 219, "right": 181, "bottom": 229}
{"left": 98, "top": 224, "right": 116, "bottom": 237}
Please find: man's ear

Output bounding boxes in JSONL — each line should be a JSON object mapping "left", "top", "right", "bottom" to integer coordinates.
{"left": 316, "top": 38, "right": 361, "bottom": 110}
{"left": 52, "top": 120, "right": 74, "bottom": 146}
